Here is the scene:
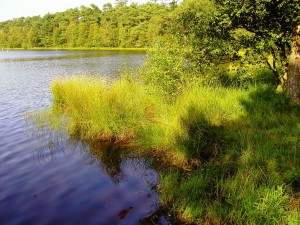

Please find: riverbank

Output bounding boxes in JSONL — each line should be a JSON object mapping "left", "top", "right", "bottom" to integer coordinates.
{"left": 40, "top": 76, "right": 300, "bottom": 224}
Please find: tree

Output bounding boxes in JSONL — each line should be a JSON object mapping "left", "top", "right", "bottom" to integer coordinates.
{"left": 39, "top": 13, "right": 55, "bottom": 47}
{"left": 65, "top": 21, "right": 78, "bottom": 47}
{"left": 52, "top": 27, "right": 60, "bottom": 47}
{"left": 213, "top": 0, "right": 300, "bottom": 102}
{"left": 287, "top": 21, "right": 300, "bottom": 102}
{"left": 7, "top": 26, "right": 23, "bottom": 48}
{"left": 87, "top": 23, "right": 101, "bottom": 47}
{"left": 103, "top": 3, "right": 113, "bottom": 12}
{"left": 115, "top": 0, "right": 128, "bottom": 8}
{"left": 27, "top": 27, "right": 38, "bottom": 48}
{"left": 171, "top": 0, "right": 221, "bottom": 71}
{"left": 0, "top": 29, "right": 6, "bottom": 48}
{"left": 0, "top": 0, "right": 173, "bottom": 49}
{"left": 77, "top": 21, "right": 88, "bottom": 47}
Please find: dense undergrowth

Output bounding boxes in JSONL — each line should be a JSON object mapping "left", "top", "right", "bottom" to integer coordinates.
{"left": 42, "top": 73, "right": 300, "bottom": 224}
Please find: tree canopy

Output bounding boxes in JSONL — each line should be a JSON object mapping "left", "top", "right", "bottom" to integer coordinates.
{"left": 0, "top": 2, "right": 171, "bottom": 49}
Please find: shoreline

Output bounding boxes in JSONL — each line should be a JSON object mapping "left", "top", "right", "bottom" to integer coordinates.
{"left": 1, "top": 47, "right": 147, "bottom": 51}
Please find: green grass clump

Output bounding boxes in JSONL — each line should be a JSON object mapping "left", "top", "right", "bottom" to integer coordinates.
{"left": 51, "top": 76, "right": 165, "bottom": 142}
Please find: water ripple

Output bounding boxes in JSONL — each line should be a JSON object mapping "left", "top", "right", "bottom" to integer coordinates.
{"left": 0, "top": 50, "right": 158, "bottom": 225}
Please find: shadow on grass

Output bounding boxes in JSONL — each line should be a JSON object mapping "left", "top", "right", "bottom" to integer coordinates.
{"left": 160, "top": 85, "right": 300, "bottom": 224}
{"left": 239, "top": 86, "right": 300, "bottom": 191}
{"left": 218, "top": 68, "right": 278, "bottom": 88}
{"left": 176, "top": 105, "right": 225, "bottom": 163}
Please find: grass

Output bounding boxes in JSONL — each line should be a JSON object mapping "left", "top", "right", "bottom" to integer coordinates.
{"left": 159, "top": 85, "right": 300, "bottom": 224}
{"left": 51, "top": 76, "right": 165, "bottom": 142}
{"left": 48, "top": 76, "right": 248, "bottom": 167}
{"left": 40, "top": 74, "right": 300, "bottom": 224}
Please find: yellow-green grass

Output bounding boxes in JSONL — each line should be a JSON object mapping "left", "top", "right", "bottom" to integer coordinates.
{"left": 140, "top": 85, "right": 248, "bottom": 166}
{"left": 49, "top": 76, "right": 251, "bottom": 167}
{"left": 51, "top": 76, "right": 164, "bottom": 141}
{"left": 44, "top": 76, "right": 299, "bottom": 224}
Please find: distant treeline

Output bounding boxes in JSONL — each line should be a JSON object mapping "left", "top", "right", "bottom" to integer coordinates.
{"left": 0, "top": 2, "right": 174, "bottom": 49}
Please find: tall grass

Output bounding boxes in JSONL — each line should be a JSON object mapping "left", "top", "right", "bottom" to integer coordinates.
{"left": 51, "top": 76, "right": 166, "bottom": 142}
{"left": 44, "top": 75, "right": 299, "bottom": 224}
{"left": 49, "top": 76, "right": 250, "bottom": 166}
{"left": 143, "top": 85, "right": 248, "bottom": 165}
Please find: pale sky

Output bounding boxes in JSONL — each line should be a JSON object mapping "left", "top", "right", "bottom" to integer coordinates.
{"left": 0, "top": 0, "right": 151, "bottom": 22}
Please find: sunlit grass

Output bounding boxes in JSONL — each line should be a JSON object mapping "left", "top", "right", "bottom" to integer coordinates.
{"left": 51, "top": 76, "right": 165, "bottom": 142}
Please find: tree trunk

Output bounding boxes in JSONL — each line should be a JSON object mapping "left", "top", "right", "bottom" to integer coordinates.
{"left": 287, "top": 22, "right": 300, "bottom": 103}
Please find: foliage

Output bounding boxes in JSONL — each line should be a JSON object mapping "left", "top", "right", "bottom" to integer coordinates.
{"left": 140, "top": 0, "right": 284, "bottom": 92}
{"left": 162, "top": 0, "right": 300, "bottom": 89}
{"left": 212, "top": 0, "right": 300, "bottom": 77}
{"left": 141, "top": 39, "right": 195, "bottom": 95}
{"left": 0, "top": 2, "right": 171, "bottom": 49}
{"left": 24, "top": 0, "right": 300, "bottom": 224}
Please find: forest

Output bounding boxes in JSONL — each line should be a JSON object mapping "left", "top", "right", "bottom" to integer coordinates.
{"left": 12, "top": 0, "right": 300, "bottom": 224}
{"left": 0, "top": 1, "right": 172, "bottom": 48}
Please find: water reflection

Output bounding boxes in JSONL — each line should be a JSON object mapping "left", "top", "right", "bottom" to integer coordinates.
{"left": 89, "top": 142, "right": 159, "bottom": 187}
{"left": 25, "top": 118, "right": 160, "bottom": 224}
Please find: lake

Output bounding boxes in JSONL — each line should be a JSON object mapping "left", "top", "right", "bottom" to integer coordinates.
{"left": 0, "top": 50, "right": 164, "bottom": 225}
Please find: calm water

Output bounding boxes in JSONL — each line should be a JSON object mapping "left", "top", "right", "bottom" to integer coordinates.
{"left": 0, "top": 50, "right": 162, "bottom": 225}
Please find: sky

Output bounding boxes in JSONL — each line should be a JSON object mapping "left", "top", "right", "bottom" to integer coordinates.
{"left": 0, "top": 0, "right": 151, "bottom": 22}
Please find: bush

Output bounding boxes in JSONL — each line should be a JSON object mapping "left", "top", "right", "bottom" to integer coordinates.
{"left": 141, "top": 39, "right": 195, "bottom": 96}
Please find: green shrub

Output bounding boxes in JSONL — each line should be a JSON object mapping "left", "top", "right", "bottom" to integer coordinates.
{"left": 141, "top": 39, "right": 195, "bottom": 96}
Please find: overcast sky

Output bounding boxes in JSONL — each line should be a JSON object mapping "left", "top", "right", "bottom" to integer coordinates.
{"left": 0, "top": 0, "right": 151, "bottom": 22}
